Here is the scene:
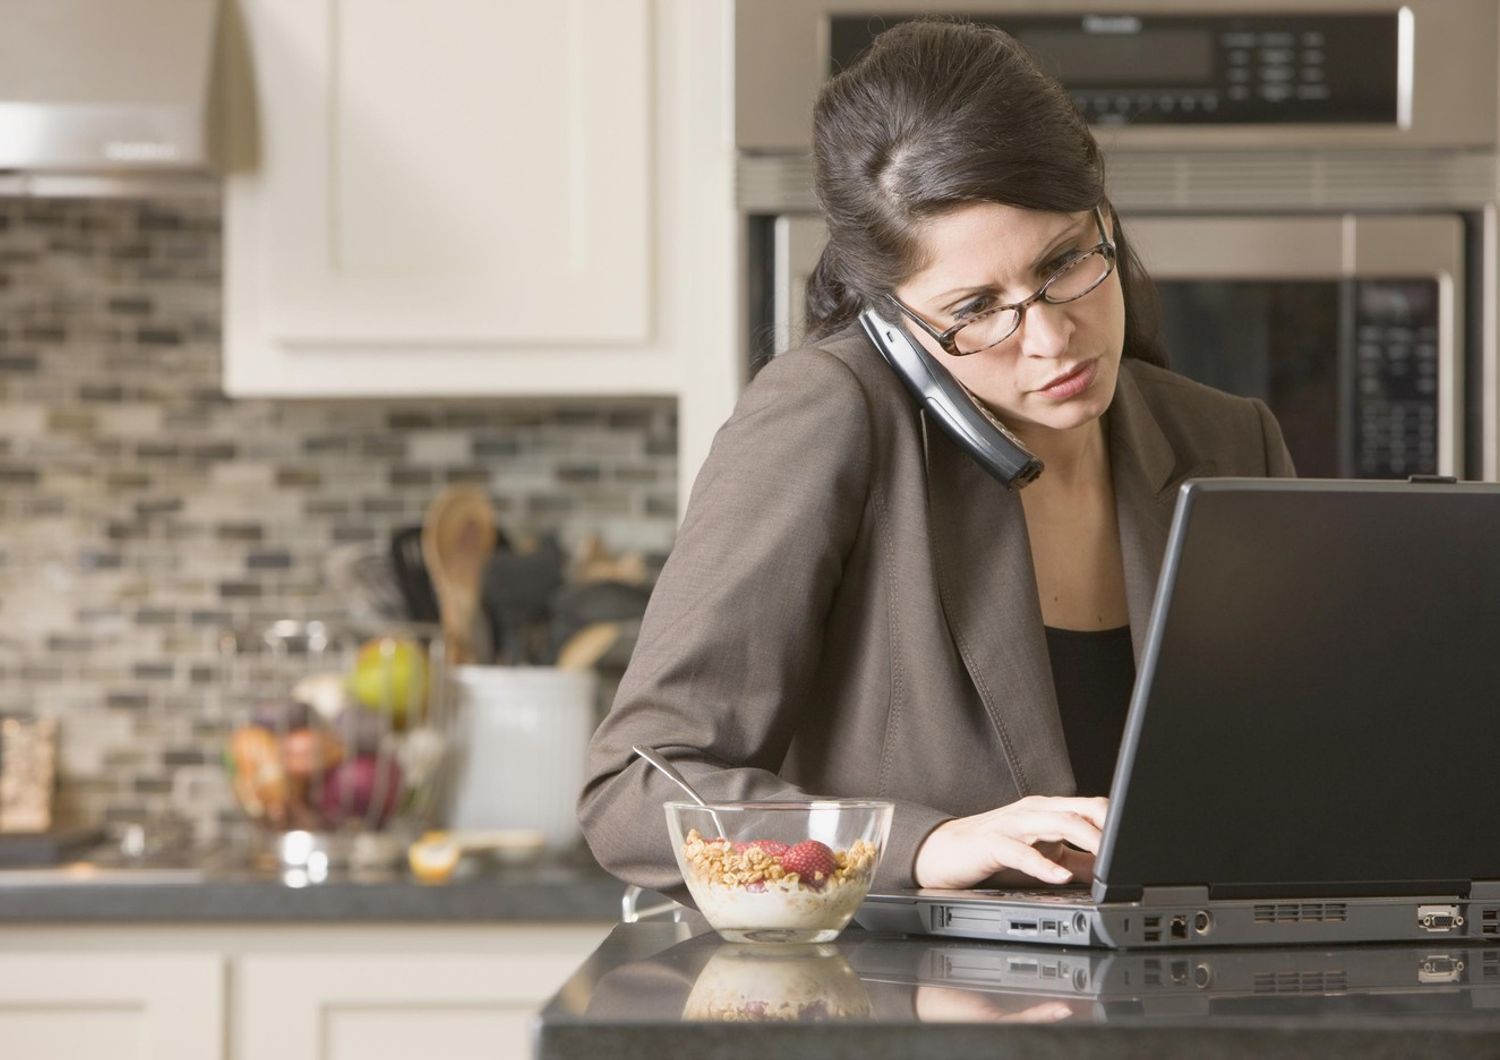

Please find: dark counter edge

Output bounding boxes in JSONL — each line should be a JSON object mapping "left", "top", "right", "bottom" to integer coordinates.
{"left": 0, "top": 871, "right": 629, "bottom": 923}
{"left": 536, "top": 1022, "right": 1500, "bottom": 1060}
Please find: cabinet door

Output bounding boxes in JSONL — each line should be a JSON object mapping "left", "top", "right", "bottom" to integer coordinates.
{"left": 0, "top": 954, "right": 223, "bottom": 1060}
{"left": 237, "top": 925, "right": 609, "bottom": 1060}
{"left": 226, "top": 0, "right": 651, "bottom": 347}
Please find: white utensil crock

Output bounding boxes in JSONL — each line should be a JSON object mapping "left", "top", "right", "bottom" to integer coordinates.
{"left": 448, "top": 665, "right": 597, "bottom": 847}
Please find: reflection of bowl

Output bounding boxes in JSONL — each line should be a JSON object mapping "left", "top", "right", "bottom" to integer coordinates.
{"left": 666, "top": 800, "right": 893, "bottom": 944}
{"left": 683, "top": 944, "right": 873, "bottom": 1021}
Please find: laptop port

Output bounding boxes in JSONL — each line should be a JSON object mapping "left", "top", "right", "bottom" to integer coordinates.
{"left": 1419, "top": 955, "right": 1465, "bottom": 983}
{"left": 1170, "top": 915, "right": 1190, "bottom": 939}
{"left": 1009, "top": 919, "right": 1039, "bottom": 936}
{"left": 1193, "top": 910, "right": 1213, "bottom": 935}
{"left": 1418, "top": 905, "right": 1465, "bottom": 932}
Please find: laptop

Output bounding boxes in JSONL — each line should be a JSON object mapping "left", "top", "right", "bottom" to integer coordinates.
{"left": 857, "top": 478, "right": 1500, "bottom": 948}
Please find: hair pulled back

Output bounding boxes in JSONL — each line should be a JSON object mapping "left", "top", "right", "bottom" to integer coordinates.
{"left": 807, "top": 18, "right": 1165, "bottom": 367}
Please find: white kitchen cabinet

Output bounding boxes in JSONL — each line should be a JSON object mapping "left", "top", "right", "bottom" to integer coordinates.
{"left": 0, "top": 953, "right": 223, "bottom": 1060}
{"left": 0, "top": 922, "right": 610, "bottom": 1060}
{"left": 236, "top": 926, "right": 607, "bottom": 1060}
{"left": 222, "top": 0, "right": 740, "bottom": 499}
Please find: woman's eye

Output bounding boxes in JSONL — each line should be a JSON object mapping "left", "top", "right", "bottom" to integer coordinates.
{"left": 953, "top": 295, "right": 994, "bottom": 320}
{"left": 1047, "top": 250, "right": 1084, "bottom": 274}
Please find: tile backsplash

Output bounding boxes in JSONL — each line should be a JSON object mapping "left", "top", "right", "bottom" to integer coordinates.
{"left": 0, "top": 195, "right": 678, "bottom": 847}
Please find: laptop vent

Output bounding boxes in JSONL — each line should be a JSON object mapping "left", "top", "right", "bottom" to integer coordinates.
{"left": 1253, "top": 970, "right": 1350, "bottom": 995}
{"left": 1480, "top": 908, "right": 1500, "bottom": 937}
{"left": 1252, "top": 902, "right": 1349, "bottom": 924}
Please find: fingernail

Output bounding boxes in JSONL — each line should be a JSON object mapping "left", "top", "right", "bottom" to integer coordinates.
{"left": 1051, "top": 868, "right": 1071, "bottom": 882}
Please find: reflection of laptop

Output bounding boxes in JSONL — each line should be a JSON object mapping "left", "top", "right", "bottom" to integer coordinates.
{"left": 848, "top": 938, "right": 1500, "bottom": 1018}
{"left": 858, "top": 479, "right": 1500, "bottom": 948}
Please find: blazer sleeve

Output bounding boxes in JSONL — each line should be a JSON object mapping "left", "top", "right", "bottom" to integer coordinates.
{"left": 1251, "top": 397, "right": 1297, "bottom": 477}
{"left": 577, "top": 345, "right": 950, "bottom": 900}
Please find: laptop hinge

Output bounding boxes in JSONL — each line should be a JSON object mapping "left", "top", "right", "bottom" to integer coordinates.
{"left": 1468, "top": 880, "right": 1500, "bottom": 901}
{"left": 1141, "top": 886, "right": 1211, "bottom": 906}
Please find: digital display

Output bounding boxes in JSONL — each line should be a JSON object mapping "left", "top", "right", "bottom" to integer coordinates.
{"left": 1018, "top": 28, "right": 1215, "bottom": 86}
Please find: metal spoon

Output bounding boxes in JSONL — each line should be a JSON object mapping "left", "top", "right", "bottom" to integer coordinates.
{"left": 632, "top": 745, "right": 728, "bottom": 838}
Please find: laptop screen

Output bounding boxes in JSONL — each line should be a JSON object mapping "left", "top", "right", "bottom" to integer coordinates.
{"left": 1095, "top": 479, "right": 1500, "bottom": 901}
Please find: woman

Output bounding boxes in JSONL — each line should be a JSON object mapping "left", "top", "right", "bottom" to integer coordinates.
{"left": 579, "top": 20, "right": 1294, "bottom": 899}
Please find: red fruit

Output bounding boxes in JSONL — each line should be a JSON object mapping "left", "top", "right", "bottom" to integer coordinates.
{"left": 779, "top": 840, "right": 837, "bottom": 886}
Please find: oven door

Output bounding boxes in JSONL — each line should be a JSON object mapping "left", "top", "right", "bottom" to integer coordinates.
{"left": 1129, "top": 214, "right": 1465, "bottom": 478}
{"left": 764, "top": 212, "right": 1464, "bottom": 478}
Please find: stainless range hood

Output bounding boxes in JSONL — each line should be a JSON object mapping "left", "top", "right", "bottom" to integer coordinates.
{"left": 0, "top": 0, "right": 221, "bottom": 195}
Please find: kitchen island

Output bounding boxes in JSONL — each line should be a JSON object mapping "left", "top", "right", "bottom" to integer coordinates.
{"left": 537, "top": 921, "right": 1500, "bottom": 1060}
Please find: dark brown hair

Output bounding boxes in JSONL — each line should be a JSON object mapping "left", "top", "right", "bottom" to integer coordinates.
{"left": 806, "top": 18, "right": 1166, "bottom": 367}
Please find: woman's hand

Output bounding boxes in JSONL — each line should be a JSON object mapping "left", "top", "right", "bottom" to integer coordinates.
{"left": 912, "top": 796, "right": 1109, "bottom": 889}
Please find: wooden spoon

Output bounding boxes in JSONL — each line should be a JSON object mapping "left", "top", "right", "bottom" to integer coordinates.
{"left": 556, "top": 621, "right": 621, "bottom": 671}
{"left": 421, "top": 486, "right": 497, "bottom": 665}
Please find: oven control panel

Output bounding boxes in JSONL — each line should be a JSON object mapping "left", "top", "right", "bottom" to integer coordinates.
{"left": 829, "top": 14, "right": 1400, "bottom": 126}
{"left": 1350, "top": 281, "right": 1441, "bottom": 479}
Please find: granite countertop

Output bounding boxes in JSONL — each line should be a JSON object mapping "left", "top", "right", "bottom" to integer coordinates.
{"left": 0, "top": 843, "right": 627, "bottom": 923}
{"left": 537, "top": 922, "right": 1500, "bottom": 1060}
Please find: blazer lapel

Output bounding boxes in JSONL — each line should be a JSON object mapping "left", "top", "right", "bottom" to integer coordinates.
{"left": 921, "top": 359, "right": 1213, "bottom": 795}
{"left": 1107, "top": 360, "right": 1215, "bottom": 665}
{"left": 921, "top": 412, "right": 1075, "bottom": 796}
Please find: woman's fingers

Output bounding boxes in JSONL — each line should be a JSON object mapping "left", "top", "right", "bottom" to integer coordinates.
{"left": 1002, "top": 810, "right": 1103, "bottom": 853}
{"left": 991, "top": 836, "right": 1072, "bottom": 883}
{"left": 1044, "top": 796, "right": 1110, "bottom": 829}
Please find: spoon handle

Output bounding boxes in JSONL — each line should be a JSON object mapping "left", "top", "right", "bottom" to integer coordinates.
{"left": 632, "top": 745, "right": 728, "bottom": 837}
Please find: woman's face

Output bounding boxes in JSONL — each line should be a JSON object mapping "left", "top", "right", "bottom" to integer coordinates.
{"left": 891, "top": 203, "right": 1125, "bottom": 440}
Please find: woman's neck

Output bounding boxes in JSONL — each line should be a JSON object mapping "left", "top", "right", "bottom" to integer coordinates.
{"left": 1014, "top": 417, "right": 1109, "bottom": 492}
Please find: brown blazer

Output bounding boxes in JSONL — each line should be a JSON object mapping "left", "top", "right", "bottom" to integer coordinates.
{"left": 578, "top": 326, "right": 1296, "bottom": 900}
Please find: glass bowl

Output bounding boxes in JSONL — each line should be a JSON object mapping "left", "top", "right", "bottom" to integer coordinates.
{"left": 665, "top": 799, "right": 893, "bottom": 944}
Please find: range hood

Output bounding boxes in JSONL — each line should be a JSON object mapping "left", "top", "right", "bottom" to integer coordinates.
{"left": 0, "top": 0, "right": 221, "bottom": 193}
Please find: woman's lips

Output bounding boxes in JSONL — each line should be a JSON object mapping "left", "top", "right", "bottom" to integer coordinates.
{"left": 1034, "top": 359, "right": 1097, "bottom": 400}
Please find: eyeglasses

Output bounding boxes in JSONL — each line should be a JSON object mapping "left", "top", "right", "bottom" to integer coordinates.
{"left": 888, "top": 205, "right": 1117, "bottom": 357}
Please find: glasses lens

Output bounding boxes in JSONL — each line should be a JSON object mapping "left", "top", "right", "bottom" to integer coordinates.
{"left": 953, "top": 308, "right": 1021, "bottom": 354}
{"left": 1044, "top": 252, "right": 1112, "bottom": 303}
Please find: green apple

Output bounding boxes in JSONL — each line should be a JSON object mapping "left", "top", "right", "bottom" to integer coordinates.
{"left": 348, "top": 637, "right": 428, "bottom": 724}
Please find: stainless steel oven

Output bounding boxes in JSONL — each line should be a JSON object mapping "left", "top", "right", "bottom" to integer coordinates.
{"left": 739, "top": 0, "right": 1500, "bottom": 480}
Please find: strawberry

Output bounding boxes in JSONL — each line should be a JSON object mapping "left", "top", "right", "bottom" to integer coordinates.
{"left": 779, "top": 840, "right": 837, "bottom": 887}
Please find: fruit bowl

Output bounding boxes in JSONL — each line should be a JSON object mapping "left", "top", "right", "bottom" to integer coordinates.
{"left": 665, "top": 800, "right": 893, "bottom": 944}
{"left": 220, "top": 620, "right": 453, "bottom": 870}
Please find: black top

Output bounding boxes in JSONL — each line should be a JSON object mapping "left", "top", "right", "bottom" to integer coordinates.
{"left": 1044, "top": 625, "right": 1135, "bottom": 797}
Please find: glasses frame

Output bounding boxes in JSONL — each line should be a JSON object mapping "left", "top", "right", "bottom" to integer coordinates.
{"left": 888, "top": 205, "right": 1117, "bottom": 357}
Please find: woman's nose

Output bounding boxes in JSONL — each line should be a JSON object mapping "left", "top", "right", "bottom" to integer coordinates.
{"left": 1017, "top": 300, "right": 1073, "bottom": 360}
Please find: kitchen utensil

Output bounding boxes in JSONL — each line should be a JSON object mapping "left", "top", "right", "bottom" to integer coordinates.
{"left": 481, "top": 534, "right": 566, "bottom": 664}
{"left": 422, "top": 487, "right": 498, "bottom": 665}
{"left": 572, "top": 533, "right": 649, "bottom": 584}
{"left": 631, "top": 745, "right": 726, "bottom": 839}
{"left": 389, "top": 526, "right": 441, "bottom": 624}
{"left": 556, "top": 621, "right": 622, "bottom": 671}
{"left": 547, "top": 580, "right": 651, "bottom": 662}
{"left": 325, "top": 543, "right": 408, "bottom": 623}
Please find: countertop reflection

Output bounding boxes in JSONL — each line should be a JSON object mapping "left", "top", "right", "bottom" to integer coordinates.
{"left": 538, "top": 922, "right": 1500, "bottom": 1059}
